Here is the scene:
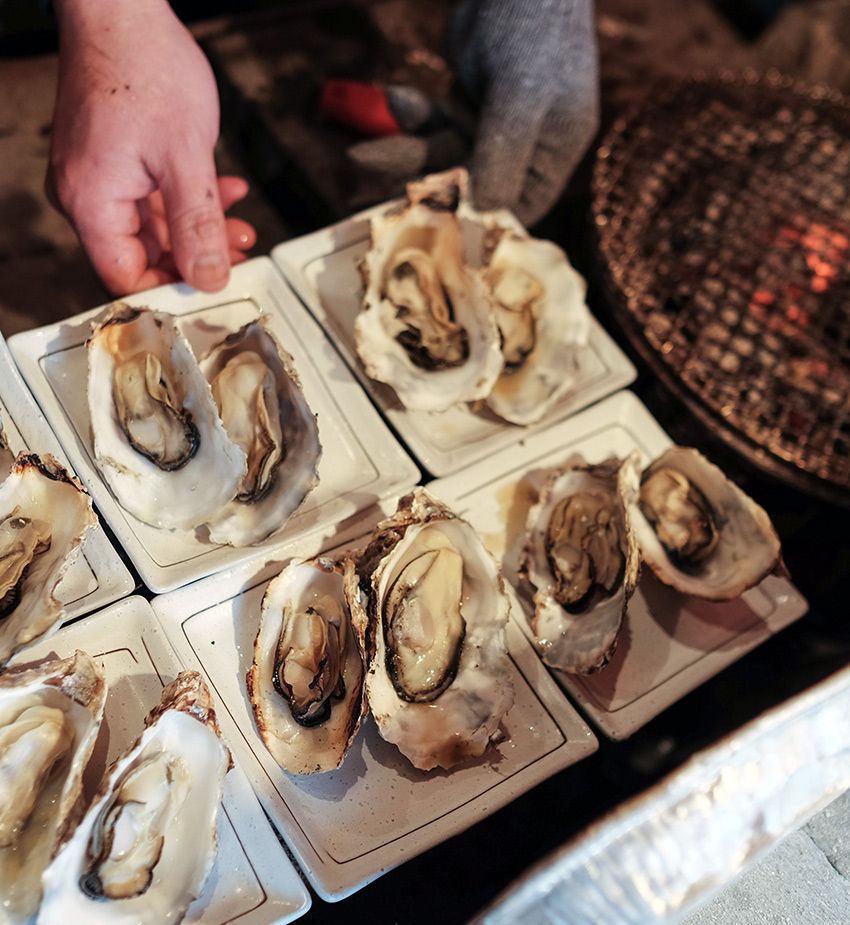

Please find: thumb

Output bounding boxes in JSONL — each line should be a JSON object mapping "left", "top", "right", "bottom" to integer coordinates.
{"left": 157, "top": 154, "right": 230, "bottom": 292}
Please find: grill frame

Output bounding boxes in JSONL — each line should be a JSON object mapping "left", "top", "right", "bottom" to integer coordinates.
{"left": 592, "top": 69, "right": 850, "bottom": 507}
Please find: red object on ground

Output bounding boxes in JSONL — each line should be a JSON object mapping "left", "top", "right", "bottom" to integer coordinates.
{"left": 319, "top": 79, "right": 401, "bottom": 137}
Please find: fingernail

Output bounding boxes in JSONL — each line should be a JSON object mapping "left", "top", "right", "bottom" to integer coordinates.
{"left": 192, "top": 252, "right": 228, "bottom": 291}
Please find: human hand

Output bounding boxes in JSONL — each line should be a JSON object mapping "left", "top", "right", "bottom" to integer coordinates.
{"left": 450, "top": 0, "right": 600, "bottom": 226}
{"left": 49, "top": 0, "right": 255, "bottom": 295}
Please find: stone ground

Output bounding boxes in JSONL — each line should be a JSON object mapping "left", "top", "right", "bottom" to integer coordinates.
{"left": 1, "top": 1, "right": 849, "bottom": 922}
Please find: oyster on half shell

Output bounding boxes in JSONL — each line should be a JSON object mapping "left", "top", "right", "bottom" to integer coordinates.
{"left": 521, "top": 456, "right": 641, "bottom": 674}
{"left": 351, "top": 489, "right": 514, "bottom": 771}
{"left": 357, "top": 169, "right": 503, "bottom": 412}
{"left": 0, "top": 651, "right": 106, "bottom": 925}
{"left": 480, "top": 231, "right": 591, "bottom": 425}
{"left": 88, "top": 305, "right": 246, "bottom": 530}
{"left": 38, "top": 671, "right": 230, "bottom": 925}
{"left": 0, "top": 454, "right": 96, "bottom": 668}
{"left": 200, "top": 317, "right": 321, "bottom": 546}
{"left": 631, "top": 446, "right": 784, "bottom": 600}
{"left": 248, "top": 557, "right": 366, "bottom": 774}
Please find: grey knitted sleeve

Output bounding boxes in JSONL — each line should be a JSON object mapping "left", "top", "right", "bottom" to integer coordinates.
{"left": 450, "top": 0, "right": 599, "bottom": 226}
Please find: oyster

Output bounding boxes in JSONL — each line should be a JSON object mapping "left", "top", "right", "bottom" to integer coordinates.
{"left": 200, "top": 318, "right": 321, "bottom": 546}
{"left": 357, "top": 169, "right": 503, "bottom": 412}
{"left": 0, "top": 651, "right": 106, "bottom": 925}
{"left": 521, "top": 457, "right": 641, "bottom": 674}
{"left": 0, "top": 455, "right": 96, "bottom": 668}
{"left": 351, "top": 489, "right": 514, "bottom": 771}
{"left": 247, "top": 557, "right": 366, "bottom": 774}
{"left": 88, "top": 304, "right": 247, "bottom": 530}
{"left": 481, "top": 232, "right": 591, "bottom": 425}
{"left": 38, "top": 671, "right": 229, "bottom": 925}
{"left": 0, "top": 416, "right": 14, "bottom": 483}
{"left": 631, "top": 447, "right": 783, "bottom": 600}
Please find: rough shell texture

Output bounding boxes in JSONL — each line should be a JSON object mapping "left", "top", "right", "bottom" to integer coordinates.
{"left": 38, "top": 671, "right": 230, "bottom": 925}
{"left": 352, "top": 488, "right": 514, "bottom": 771}
{"left": 200, "top": 317, "right": 321, "bottom": 547}
{"left": 247, "top": 557, "right": 366, "bottom": 774}
{"left": 356, "top": 171, "right": 503, "bottom": 412}
{"left": 87, "top": 304, "right": 247, "bottom": 530}
{"left": 0, "top": 454, "right": 97, "bottom": 668}
{"left": 0, "top": 651, "right": 106, "bottom": 925}
{"left": 521, "top": 456, "right": 641, "bottom": 674}
{"left": 630, "top": 446, "right": 783, "bottom": 600}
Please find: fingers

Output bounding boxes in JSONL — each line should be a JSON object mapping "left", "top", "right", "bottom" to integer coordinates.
{"left": 72, "top": 196, "right": 155, "bottom": 295}
{"left": 156, "top": 155, "right": 231, "bottom": 292}
{"left": 469, "top": 87, "right": 547, "bottom": 215}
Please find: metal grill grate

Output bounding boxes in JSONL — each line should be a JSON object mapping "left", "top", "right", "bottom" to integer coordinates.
{"left": 593, "top": 71, "right": 850, "bottom": 503}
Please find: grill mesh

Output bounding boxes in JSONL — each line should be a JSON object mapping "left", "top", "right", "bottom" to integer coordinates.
{"left": 593, "top": 72, "right": 850, "bottom": 498}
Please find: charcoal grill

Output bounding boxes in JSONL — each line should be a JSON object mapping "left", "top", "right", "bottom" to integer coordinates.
{"left": 593, "top": 70, "right": 850, "bottom": 505}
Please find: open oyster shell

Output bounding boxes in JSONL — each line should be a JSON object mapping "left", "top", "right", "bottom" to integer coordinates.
{"left": 38, "top": 671, "right": 229, "bottom": 925}
{"left": 0, "top": 651, "right": 106, "bottom": 925}
{"left": 247, "top": 557, "right": 366, "bottom": 774}
{"left": 357, "top": 169, "right": 503, "bottom": 412}
{"left": 351, "top": 488, "right": 514, "bottom": 771}
{"left": 200, "top": 317, "right": 321, "bottom": 547}
{"left": 0, "top": 454, "right": 96, "bottom": 668}
{"left": 480, "top": 231, "right": 591, "bottom": 425}
{"left": 88, "top": 304, "right": 247, "bottom": 530}
{"left": 521, "top": 456, "right": 641, "bottom": 674}
{"left": 630, "top": 446, "right": 784, "bottom": 600}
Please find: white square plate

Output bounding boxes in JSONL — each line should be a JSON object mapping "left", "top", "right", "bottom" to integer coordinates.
{"left": 428, "top": 390, "right": 810, "bottom": 740}
{"left": 13, "top": 596, "right": 311, "bottom": 925}
{"left": 151, "top": 528, "right": 599, "bottom": 901}
{"left": 271, "top": 205, "right": 637, "bottom": 476}
{"left": 0, "top": 333, "right": 134, "bottom": 619}
{"left": 8, "top": 257, "right": 420, "bottom": 592}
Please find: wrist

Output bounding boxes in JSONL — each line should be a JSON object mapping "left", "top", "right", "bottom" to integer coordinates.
{"left": 54, "top": 0, "right": 176, "bottom": 35}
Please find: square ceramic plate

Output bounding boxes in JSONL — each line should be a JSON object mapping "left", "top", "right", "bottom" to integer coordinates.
{"left": 8, "top": 257, "right": 420, "bottom": 592}
{"left": 0, "top": 333, "right": 135, "bottom": 620}
{"left": 13, "top": 596, "right": 311, "bottom": 925}
{"left": 271, "top": 204, "right": 637, "bottom": 477}
{"left": 151, "top": 523, "right": 599, "bottom": 902}
{"left": 428, "top": 390, "right": 810, "bottom": 741}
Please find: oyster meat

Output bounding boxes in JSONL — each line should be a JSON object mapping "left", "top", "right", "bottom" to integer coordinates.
{"left": 38, "top": 671, "right": 229, "bottom": 925}
{"left": 0, "top": 651, "right": 106, "bottom": 925}
{"left": 522, "top": 457, "right": 640, "bottom": 674}
{"left": 351, "top": 489, "right": 514, "bottom": 771}
{"left": 248, "top": 557, "right": 366, "bottom": 774}
{"left": 88, "top": 304, "right": 246, "bottom": 530}
{"left": 631, "top": 446, "right": 783, "bottom": 600}
{"left": 0, "top": 455, "right": 96, "bottom": 668}
{"left": 357, "top": 169, "right": 503, "bottom": 412}
{"left": 200, "top": 317, "right": 321, "bottom": 546}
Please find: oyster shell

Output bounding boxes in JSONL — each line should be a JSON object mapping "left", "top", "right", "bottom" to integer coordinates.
{"left": 38, "top": 671, "right": 230, "bottom": 925}
{"left": 481, "top": 232, "right": 591, "bottom": 425}
{"left": 357, "top": 169, "right": 503, "bottom": 412}
{"left": 247, "top": 557, "right": 366, "bottom": 774}
{"left": 631, "top": 447, "right": 783, "bottom": 600}
{"left": 0, "top": 454, "right": 96, "bottom": 668}
{"left": 88, "top": 305, "right": 247, "bottom": 530}
{"left": 521, "top": 456, "right": 641, "bottom": 674}
{"left": 0, "top": 651, "right": 106, "bottom": 925}
{"left": 0, "top": 416, "right": 14, "bottom": 483}
{"left": 351, "top": 489, "right": 514, "bottom": 771}
{"left": 200, "top": 318, "right": 321, "bottom": 546}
